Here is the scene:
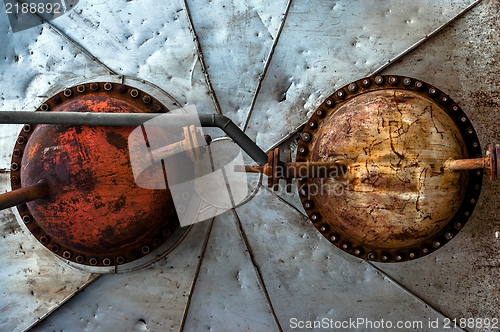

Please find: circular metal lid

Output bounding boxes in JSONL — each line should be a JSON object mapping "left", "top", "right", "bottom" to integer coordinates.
{"left": 297, "top": 75, "right": 483, "bottom": 262}
{"left": 10, "top": 82, "right": 187, "bottom": 268}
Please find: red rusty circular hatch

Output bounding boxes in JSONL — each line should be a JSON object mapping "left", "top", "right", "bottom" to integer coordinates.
{"left": 10, "top": 82, "right": 188, "bottom": 268}
{"left": 297, "top": 75, "right": 483, "bottom": 262}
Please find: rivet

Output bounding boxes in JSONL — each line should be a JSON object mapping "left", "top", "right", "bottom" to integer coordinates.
{"left": 470, "top": 198, "right": 476, "bottom": 204}
{"left": 11, "top": 177, "right": 19, "bottom": 185}
{"left": 102, "top": 258, "right": 111, "bottom": 266}
{"left": 63, "top": 89, "right": 72, "bottom": 97}
{"left": 299, "top": 188, "right": 308, "bottom": 196}
{"left": 388, "top": 76, "right": 398, "bottom": 85}
{"left": 53, "top": 95, "right": 62, "bottom": 104}
{"left": 22, "top": 215, "right": 31, "bottom": 224}
{"left": 354, "top": 248, "right": 362, "bottom": 256}
{"left": 75, "top": 255, "right": 84, "bottom": 263}
{"left": 40, "top": 236, "right": 48, "bottom": 244}
{"left": 315, "top": 109, "right": 324, "bottom": 117}
{"left": 460, "top": 116, "right": 467, "bottom": 123}
{"left": 163, "top": 228, "right": 171, "bottom": 237}
{"left": 474, "top": 184, "right": 480, "bottom": 190}
{"left": 51, "top": 244, "right": 59, "bottom": 252}
{"left": 415, "top": 81, "right": 423, "bottom": 89}
{"left": 142, "top": 95, "right": 152, "bottom": 104}
{"left": 10, "top": 162, "right": 19, "bottom": 171}
{"left": 32, "top": 227, "right": 40, "bottom": 234}
{"left": 182, "top": 192, "right": 190, "bottom": 200}
{"left": 374, "top": 76, "right": 384, "bottom": 85}
{"left": 129, "top": 251, "right": 138, "bottom": 260}
{"left": 301, "top": 133, "right": 311, "bottom": 142}
{"left": 336, "top": 90, "right": 345, "bottom": 99}
{"left": 395, "top": 255, "right": 403, "bottom": 262}
{"left": 454, "top": 222, "right": 463, "bottom": 229}
{"left": 367, "top": 252, "right": 376, "bottom": 260}
{"left": 89, "top": 258, "right": 98, "bottom": 266}
{"left": 361, "top": 79, "right": 371, "bottom": 87}
{"left": 325, "top": 99, "right": 335, "bottom": 108}
{"left": 76, "top": 85, "right": 85, "bottom": 93}
{"left": 421, "top": 247, "right": 429, "bottom": 254}
{"left": 348, "top": 83, "right": 358, "bottom": 92}
{"left": 441, "top": 95, "right": 449, "bottom": 103}
{"left": 472, "top": 142, "right": 478, "bottom": 148}
{"left": 319, "top": 226, "right": 326, "bottom": 232}
{"left": 433, "top": 241, "right": 441, "bottom": 248}
{"left": 117, "top": 85, "right": 127, "bottom": 93}
{"left": 307, "top": 120, "right": 317, "bottom": 129}
{"left": 18, "top": 203, "right": 26, "bottom": 211}
{"left": 381, "top": 255, "right": 389, "bottom": 262}
{"left": 40, "top": 103, "right": 49, "bottom": 111}
{"left": 130, "top": 89, "right": 139, "bottom": 98}
{"left": 476, "top": 170, "right": 482, "bottom": 176}
{"left": 62, "top": 251, "right": 71, "bottom": 259}
{"left": 153, "top": 103, "right": 163, "bottom": 112}
{"left": 403, "top": 78, "right": 412, "bottom": 86}
{"left": 310, "top": 213, "right": 320, "bottom": 222}
{"left": 17, "top": 136, "right": 25, "bottom": 145}
{"left": 466, "top": 128, "right": 474, "bottom": 135}
{"left": 330, "top": 234, "right": 338, "bottom": 242}
{"left": 12, "top": 149, "right": 21, "bottom": 158}
{"left": 452, "top": 105, "right": 459, "bottom": 112}
{"left": 142, "top": 246, "right": 150, "bottom": 254}
{"left": 153, "top": 238, "right": 161, "bottom": 246}
{"left": 298, "top": 146, "right": 308, "bottom": 156}
{"left": 444, "top": 232, "right": 453, "bottom": 240}
{"left": 303, "top": 200, "right": 313, "bottom": 209}
{"left": 464, "top": 211, "right": 470, "bottom": 217}
{"left": 90, "top": 83, "right": 99, "bottom": 91}
{"left": 409, "top": 252, "right": 416, "bottom": 259}
{"left": 429, "top": 87, "right": 437, "bottom": 96}
{"left": 177, "top": 205, "right": 185, "bottom": 213}
{"left": 23, "top": 124, "right": 32, "bottom": 132}
{"left": 116, "top": 256, "right": 125, "bottom": 264}
{"left": 341, "top": 243, "right": 349, "bottom": 250}
{"left": 103, "top": 82, "right": 113, "bottom": 91}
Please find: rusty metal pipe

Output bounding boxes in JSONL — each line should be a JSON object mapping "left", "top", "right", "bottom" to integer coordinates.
{"left": 0, "top": 180, "right": 50, "bottom": 211}
{"left": 0, "top": 112, "right": 268, "bottom": 166}
{"left": 444, "top": 157, "right": 489, "bottom": 171}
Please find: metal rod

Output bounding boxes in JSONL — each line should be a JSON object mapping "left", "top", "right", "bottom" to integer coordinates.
{"left": 444, "top": 157, "right": 489, "bottom": 171}
{"left": 0, "top": 180, "right": 50, "bottom": 211}
{"left": 0, "top": 112, "right": 268, "bottom": 166}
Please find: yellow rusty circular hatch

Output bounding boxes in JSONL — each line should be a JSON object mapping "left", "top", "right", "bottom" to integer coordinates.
{"left": 297, "top": 75, "right": 483, "bottom": 262}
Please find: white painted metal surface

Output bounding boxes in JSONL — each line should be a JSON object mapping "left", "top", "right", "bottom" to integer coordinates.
{"left": 2, "top": 0, "right": 499, "bottom": 331}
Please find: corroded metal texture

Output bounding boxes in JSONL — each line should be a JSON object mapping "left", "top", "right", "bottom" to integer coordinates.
{"left": 298, "top": 75, "right": 483, "bottom": 262}
{"left": 10, "top": 83, "right": 183, "bottom": 267}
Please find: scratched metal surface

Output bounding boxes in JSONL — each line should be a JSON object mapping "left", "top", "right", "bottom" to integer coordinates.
{"left": 0, "top": 0, "right": 493, "bottom": 331}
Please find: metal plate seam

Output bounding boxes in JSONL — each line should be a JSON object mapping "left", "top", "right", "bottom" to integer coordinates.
{"left": 180, "top": 217, "right": 216, "bottom": 331}
{"left": 13, "top": 0, "right": 118, "bottom": 76}
{"left": 182, "top": 0, "right": 223, "bottom": 115}
{"left": 231, "top": 208, "right": 284, "bottom": 332}
{"left": 242, "top": 0, "right": 293, "bottom": 132}
{"left": 22, "top": 274, "right": 101, "bottom": 332}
